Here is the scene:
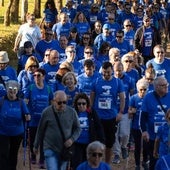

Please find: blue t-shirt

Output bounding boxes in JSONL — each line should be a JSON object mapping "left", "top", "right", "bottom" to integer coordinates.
{"left": 41, "top": 63, "right": 60, "bottom": 92}
{"left": 156, "top": 122, "right": 170, "bottom": 157}
{"left": 24, "top": 84, "right": 53, "bottom": 127}
{"left": 146, "top": 58, "right": 170, "bottom": 87}
{"left": 76, "top": 161, "right": 111, "bottom": 170}
{"left": 141, "top": 91, "right": 170, "bottom": 140}
{"left": 76, "top": 111, "right": 90, "bottom": 144}
{"left": 92, "top": 76, "right": 125, "bottom": 119}
{"left": 142, "top": 27, "right": 153, "bottom": 56}
{"left": 35, "top": 39, "right": 59, "bottom": 59}
{"left": 118, "top": 73, "right": 135, "bottom": 114}
{"left": 64, "top": 87, "right": 80, "bottom": 107}
{"left": 0, "top": 97, "right": 29, "bottom": 136}
{"left": 52, "top": 22, "right": 72, "bottom": 39}
{"left": 78, "top": 72, "right": 99, "bottom": 97}
{"left": 111, "top": 39, "right": 131, "bottom": 57}
{"left": 129, "top": 93, "right": 144, "bottom": 130}
{"left": 43, "top": 8, "right": 58, "bottom": 23}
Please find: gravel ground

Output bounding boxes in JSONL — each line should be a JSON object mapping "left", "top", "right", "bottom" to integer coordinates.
{"left": 17, "top": 144, "right": 136, "bottom": 170}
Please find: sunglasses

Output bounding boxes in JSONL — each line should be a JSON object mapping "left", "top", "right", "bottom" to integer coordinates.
{"left": 67, "top": 50, "right": 76, "bottom": 53}
{"left": 8, "top": 87, "right": 18, "bottom": 90}
{"left": 125, "top": 25, "right": 131, "bottom": 27}
{"left": 156, "top": 51, "right": 164, "bottom": 54}
{"left": 77, "top": 102, "right": 86, "bottom": 106}
{"left": 116, "top": 36, "right": 123, "bottom": 38}
{"left": 108, "top": 18, "right": 114, "bottom": 20}
{"left": 124, "top": 60, "right": 133, "bottom": 63}
{"left": 85, "top": 51, "right": 93, "bottom": 54}
{"left": 91, "top": 152, "right": 103, "bottom": 158}
{"left": 29, "top": 65, "right": 38, "bottom": 68}
{"left": 139, "top": 89, "right": 147, "bottom": 91}
{"left": 57, "top": 101, "right": 67, "bottom": 105}
{"left": 45, "top": 54, "right": 50, "bottom": 56}
{"left": 34, "top": 74, "right": 42, "bottom": 77}
{"left": 146, "top": 78, "right": 154, "bottom": 81}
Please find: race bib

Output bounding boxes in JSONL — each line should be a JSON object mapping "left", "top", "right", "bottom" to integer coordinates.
{"left": 98, "top": 98, "right": 111, "bottom": 109}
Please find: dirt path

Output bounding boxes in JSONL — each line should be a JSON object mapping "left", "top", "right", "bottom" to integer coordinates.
{"left": 17, "top": 144, "right": 136, "bottom": 170}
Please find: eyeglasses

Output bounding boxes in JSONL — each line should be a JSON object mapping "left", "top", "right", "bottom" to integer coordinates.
{"left": 57, "top": 101, "right": 67, "bottom": 105}
{"left": 29, "top": 65, "right": 38, "bottom": 68}
{"left": 139, "top": 89, "right": 147, "bottom": 91}
{"left": 85, "top": 51, "right": 93, "bottom": 54}
{"left": 116, "top": 36, "right": 123, "bottom": 38}
{"left": 67, "top": 50, "right": 76, "bottom": 53}
{"left": 77, "top": 102, "right": 86, "bottom": 106}
{"left": 125, "top": 25, "right": 131, "bottom": 27}
{"left": 91, "top": 152, "right": 103, "bottom": 158}
{"left": 8, "top": 87, "right": 18, "bottom": 90}
{"left": 156, "top": 51, "right": 164, "bottom": 54}
{"left": 146, "top": 78, "right": 154, "bottom": 81}
{"left": 124, "top": 60, "right": 133, "bottom": 63}
{"left": 34, "top": 74, "right": 42, "bottom": 77}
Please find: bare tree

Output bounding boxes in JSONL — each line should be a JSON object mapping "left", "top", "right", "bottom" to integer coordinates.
{"left": 34, "top": 0, "right": 41, "bottom": 18}
{"left": 4, "top": 0, "right": 14, "bottom": 26}
{"left": 10, "top": 0, "right": 20, "bottom": 23}
{"left": 0, "top": 0, "right": 4, "bottom": 6}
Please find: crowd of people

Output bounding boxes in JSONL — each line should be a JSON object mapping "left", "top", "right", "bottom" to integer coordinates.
{"left": 0, "top": 0, "right": 170, "bottom": 169}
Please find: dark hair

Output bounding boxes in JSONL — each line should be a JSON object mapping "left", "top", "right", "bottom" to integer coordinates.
{"left": 84, "top": 59, "right": 95, "bottom": 68}
{"left": 44, "top": 0, "right": 57, "bottom": 10}
{"left": 73, "top": 93, "right": 90, "bottom": 112}
{"left": 35, "top": 68, "right": 46, "bottom": 76}
{"left": 99, "top": 42, "right": 111, "bottom": 54}
{"left": 102, "top": 61, "right": 112, "bottom": 70}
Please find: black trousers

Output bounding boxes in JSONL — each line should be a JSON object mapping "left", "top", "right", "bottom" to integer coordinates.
{"left": 0, "top": 134, "right": 23, "bottom": 170}
{"left": 132, "top": 129, "right": 149, "bottom": 166}
{"left": 29, "top": 126, "right": 44, "bottom": 162}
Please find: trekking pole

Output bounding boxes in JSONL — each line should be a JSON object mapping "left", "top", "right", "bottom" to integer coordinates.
{"left": 23, "top": 121, "right": 27, "bottom": 166}
{"left": 27, "top": 126, "right": 32, "bottom": 170}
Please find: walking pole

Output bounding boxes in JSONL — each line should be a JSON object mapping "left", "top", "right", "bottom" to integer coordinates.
{"left": 27, "top": 125, "right": 32, "bottom": 170}
{"left": 23, "top": 121, "right": 27, "bottom": 166}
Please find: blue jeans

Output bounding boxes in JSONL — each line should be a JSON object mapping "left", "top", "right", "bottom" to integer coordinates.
{"left": 44, "top": 149, "right": 67, "bottom": 170}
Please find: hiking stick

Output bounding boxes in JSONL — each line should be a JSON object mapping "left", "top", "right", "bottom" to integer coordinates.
{"left": 23, "top": 121, "right": 27, "bottom": 166}
{"left": 27, "top": 126, "right": 32, "bottom": 170}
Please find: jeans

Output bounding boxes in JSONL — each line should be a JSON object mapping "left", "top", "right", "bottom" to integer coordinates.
{"left": 44, "top": 149, "right": 67, "bottom": 170}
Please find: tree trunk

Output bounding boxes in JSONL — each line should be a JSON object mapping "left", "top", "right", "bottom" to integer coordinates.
{"left": 0, "top": 0, "right": 4, "bottom": 6}
{"left": 55, "top": 0, "right": 62, "bottom": 13}
{"left": 34, "top": 0, "right": 41, "bottom": 18}
{"left": 10, "top": 0, "right": 20, "bottom": 23}
{"left": 21, "top": 0, "right": 28, "bottom": 23}
{"left": 4, "top": 0, "right": 14, "bottom": 26}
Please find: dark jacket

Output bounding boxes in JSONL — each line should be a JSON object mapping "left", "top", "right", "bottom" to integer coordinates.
{"left": 134, "top": 26, "right": 161, "bottom": 56}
